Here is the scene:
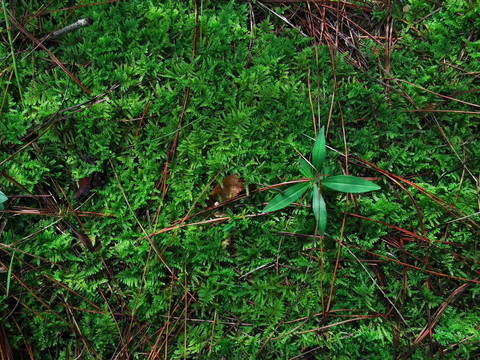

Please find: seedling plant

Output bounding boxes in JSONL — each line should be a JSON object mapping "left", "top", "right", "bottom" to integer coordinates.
{"left": 264, "top": 127, "right": 380, "bottom": 235}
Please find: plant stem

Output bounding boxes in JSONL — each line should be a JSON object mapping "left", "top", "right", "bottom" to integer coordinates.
{"left": 1, "top": 3, "right": 25, "bottom": 109}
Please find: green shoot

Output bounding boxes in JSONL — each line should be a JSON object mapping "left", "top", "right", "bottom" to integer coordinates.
{"left": 1, "top": 2, "right": 24, "bottom": 108}
{"left": 263, "top": 126, "right": 381, "bottom": 235}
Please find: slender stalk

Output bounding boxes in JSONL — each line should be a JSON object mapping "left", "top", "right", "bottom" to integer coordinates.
{"left": 6, "top": 251, "right": 15, "bottom": 296}
{"left": 1, "top": 3, "right": 24, "bottom": 108}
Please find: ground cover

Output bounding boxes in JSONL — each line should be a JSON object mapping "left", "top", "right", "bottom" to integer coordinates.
{"left": 1, "top": 0, "right": 479, "bottom": 358}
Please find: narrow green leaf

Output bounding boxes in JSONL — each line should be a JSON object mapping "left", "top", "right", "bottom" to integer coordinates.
{"left": 322, "top": 175, "right": 381, "bottom": 193}
{"left": 312, "top": 184, "right": 327, "bottom": 235}
{"left": 263, "top": 183, "right": 310, "bottom": 213}
{"left": 312, "top": 184, "right": 319, "bottom": 220}
{"left": 298, "top": 157, "right": 314, "bottom": 178}
{"left": 319, "top": 193, "right": 327, "bottom": 236}
{"left": 6, "top": 251, "right": 15, "bottom": 297}
{"left": 312, "top": 126, "right": 326, "bottom": 171}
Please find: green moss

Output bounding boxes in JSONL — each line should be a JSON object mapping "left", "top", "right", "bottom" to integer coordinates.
{"left": 1, "top": 0, "right": 479, "bottom": 358}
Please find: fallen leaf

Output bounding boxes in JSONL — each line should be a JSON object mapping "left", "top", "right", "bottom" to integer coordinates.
{"left": 74, "top": 172, "right": 103, "bottom": 199}
{"left": 74, "top": 155, "right": 103, "bottom": 200}
{"left": 210, "top": 174, "right": 245, "bottom": 203}
{"left": 74, "top": 176, "right": 92, "bottom": 199}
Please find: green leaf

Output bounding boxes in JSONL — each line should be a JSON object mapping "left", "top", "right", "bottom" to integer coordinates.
{"left": 322, "top": 175, "right": 381, "bottom": 193}
{"left": 312, "top": 126, "right": 326, "bottom": 171}
{"left": 298, "top": 157, "right": 314, "bottom": 178}
{"left": 312, "top": 184, "right": 327, "bottom": 235}
{"left": 0, "top": 191, "right": 7, "bottom": 204}
{"left": 263, "top": 183, "right": 310, "bottom": 213}
{"left": 6, "top": 251, "right": 15, "bottom": 297}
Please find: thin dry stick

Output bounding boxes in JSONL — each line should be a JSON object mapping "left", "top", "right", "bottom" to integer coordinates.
{"left": 404, "top": 109, "right": 480, "bottom": 115}
{"left": 0, "top": 246, "right": 102, "bottom": 312}
{"left": 208, "top": 298, "right": 218, "bottom": 353}
{"left": 307, "top": 66, "right": 317, "bottom": 137}
{"left": 295, "top": 316, "right": 376, "bottom": 336}
{"left": 96, "top": 287, "right": 125, "bottom": 356}
{"left": 360, "top": 156, "right": 480, "bottom": 232}
{"left": 257, "top": 260, "right": 323, "bottom": 356}
{"left": 431, "top": 114, "right": 477, "bottom": 183}
{"left": 326, "top": 100, "right": 349, "bottom": 314}
{"left": 344, "top": 247, "right": 411, "bottom": 328}
{"left": 7, "top": 11, "right": 91, "bottom": 95}
{"left": 305, "top": 183, "right": 321, "bottom": 277}
{"left": 125, "top": 247, "right": 159, "bottom": 359}
{"left": 325, "top": 46, "right": 336, "bottom": 137}
{"left": 184, "top": 264, "right": 187, "bottom": 360}
{"left": 326, "top": 199, "right": 348, "bottom": 315}
{"left": 165, "top": 273, "right": 174, "bottom": 359}
{"left": 408, "top": 280, "right": 473, "bottom": 356}
{"left": 384, "top": 14, "right": 393, "bottom": 103}
{"left": 395, "top": 78, "right": 480, "bottom": 109}
{"left": 49, "top": 17, "right": 93, "bottom": 38}
{"left": 306, "top": 0, "right": 322, "bottom": 133}
{"left": 441, "top": 211, "right": 480, "bottom": 225}
{"left": 147, "top": 270, "right": 176, "bottom": 359}
{"left": 153, "top": 0, "right": 199, "bottom": 232}
{"left": 344, "top": 239, "right": 480, "bottom": 285}
{"left": 55, "top": 184, "right": 97, "bottom": 252}
{"left": 442, "top": 148, "right": 467, "bottom": 240}
{"left": 256, "top": 1, "right": 307, "bottom": 36}
{"left": 135, "top": 99, "right": 151, "bottom": 139}
{"left": 155, "top": 281, "right": 200, "bottom": 358}
{"left": 159, "top": 168, "right": 224, "bottom": 261}
{"left": 384, "top": 75, "right": 479, "bottom": 185}
{"left": 314, "top": 2, "right": 327, "bottom": 130}
{"left": 239, "top": 262, "right": 276, "bottom": 280}
{"left": 109, "top": 159, "right": 197, "bottom": 308}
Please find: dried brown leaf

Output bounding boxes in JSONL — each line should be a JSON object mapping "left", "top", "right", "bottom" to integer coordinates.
{"left": 210, "top": 174, "right": 245, "bottom": 203}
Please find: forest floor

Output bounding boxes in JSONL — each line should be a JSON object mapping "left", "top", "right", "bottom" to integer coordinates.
{"left": 1, "top": 1, "right": 480, "bottom": 359}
